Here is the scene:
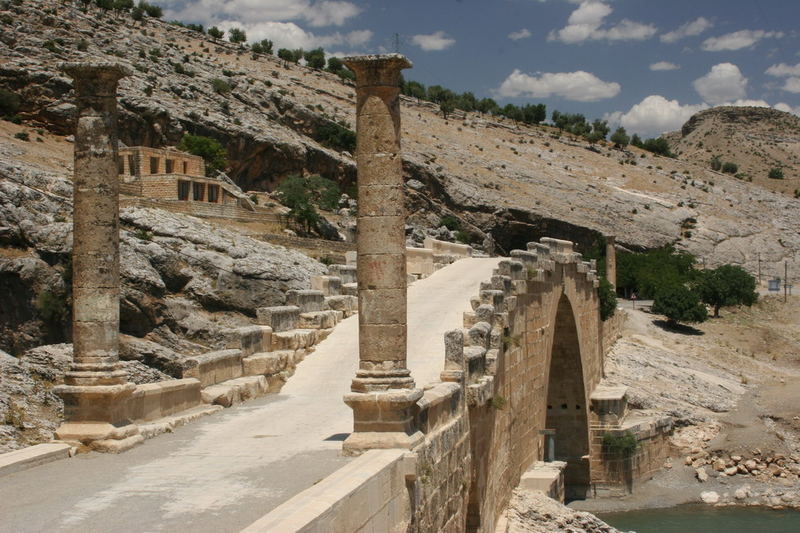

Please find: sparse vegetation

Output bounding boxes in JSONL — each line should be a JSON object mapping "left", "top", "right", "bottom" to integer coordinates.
{"left": 314, "top": 121, "right": 356, "bottom": 153}
{"left": 211, "top": 78, "right": 231, "bottom": 95}
{"left": 722, "top": 161, "right": 738, "bottom": 174}
{"left": 177, "top": 134, "right": 228, "bottom": 175}
{"left": 602, "top": 431, "right": 638, "bottom": 457}
{"left": 768, "top": 167, "right": 784, "bottom": 180}
{"left": 14, "top": 132, "right": 30, "bottom": 141}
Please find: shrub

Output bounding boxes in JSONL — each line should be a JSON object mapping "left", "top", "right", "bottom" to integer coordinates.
{"left": 133, "top": 228, "right": 153, "bottom": 241}
{"left": 710, "top": 156, "right": 722, "bottom": 171}
{"left": 721, "top": 161, "right": 738, "bottom": 174}
{"left": 211, "top": 78, "right": 231, "bottom": 94}
{"left": 439, "top": 214, "right": 461, "bottom": 231}
{"left": 0, "top": 88, "right": 20, "bottom": 117}
{"left": 76, "top": 39, "right": 88, "bottom": 51}
{"left": 177, "top": 134, "right": 227, "bottom": 175}
{"left": 14, "top": 132, "right": 29, "bottom": 141}
{"left": 602, "top": 431, "right": 637, "bottom": 457}
{"left": 598, "top": 277, "right": 617, "bottom": 321}
{"left": 314, "top": 121, "right": 356, "bottom": 152}
{"left": 768, "top": 167, "right": 784, "bottom": 179}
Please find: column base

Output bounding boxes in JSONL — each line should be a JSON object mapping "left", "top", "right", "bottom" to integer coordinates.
{"left": 54, "top": 381, "right": 142, "bottom": 453}
{"left": 343, "top": 387, "right": 424, "bottom": 455}
{"left": 342, "top": 431, "right": 424, "bottom": 456}
{"left": 54, "top": 422, "right": 143, "bottom": 453}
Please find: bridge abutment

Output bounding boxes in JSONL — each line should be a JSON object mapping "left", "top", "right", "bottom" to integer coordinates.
{"left": 341, "top": 54, "right": 423, "bottom": 454}
{"left": 54, "top": 62, "right": 142, "bottom": 453}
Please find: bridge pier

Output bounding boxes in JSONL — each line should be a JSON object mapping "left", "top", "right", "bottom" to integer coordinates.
{"left": 341, "top": 54, "right": 423, "bottom": 454}
{"left": 54, "top": 62, "right": 142, "bottom": 453}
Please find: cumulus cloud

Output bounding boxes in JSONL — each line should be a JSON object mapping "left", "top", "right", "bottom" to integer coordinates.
{"left": 508, "top": 28, "right": 532, "bottom": 41}
{"left": 548, "top": 1, "right": 656, "bottom": 44}
{"left": 660, "top": 17, "right": 712, "bottom": 43}
{"left": 766, "top": 62, "right": 800, "bottom": 77}
{"left": 162, "top": 0, "right": 362, "bottom": 28}
{"left": 650, "top": 61, "right": 680, "bottom": 71}
{"left": 782, "top": 78, "right": 800, "bottom": 94}
{"left": 496, "top": 69, "right": 620, "bottom": 102}
{"left": 701, "top": 30, "right": 783, "bottom": 52}
{"left": 605, "top": 95, "right": 708, "bottom": 137}
{"left": 693, "top": 63, "right": 748, "bottom": 105}
{"left": 217, "top": 20, "right": 371, "bottom": 50}
{"left": 775, "top": 102, "right": 800, "bottom": 116}
{"left": 411, "top": 31, "right": 456, "bottom": 51}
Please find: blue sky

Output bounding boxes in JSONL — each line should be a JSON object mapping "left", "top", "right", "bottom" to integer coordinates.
{"left": 160, "top": 0, "right": 800, "bottom": 137}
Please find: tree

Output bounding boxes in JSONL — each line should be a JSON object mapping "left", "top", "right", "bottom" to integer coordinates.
{"left": 591, "top": 118, "right": 610, "bottom": 140}
{"left": 630, "top": 133, "right": 644, "bottom": 148}
{"left": 258, "top": 39, "right": 273, "bottom": 54}
{"left": 722, "top": 161, "right": 738, "bottom": 174}
{"left": 698, "top": 264, "right": 757, "bottom": 317}
{"left": 276, "top": 175, "right": 342, "bottom": 234}
{"left": 227, "top": 27, "right": 247, "bottom": 44}
{"left": 440, "top": 100, "right": 455, "bottom": 120}
{"left": 610, "top": 127, "right": 630, "bottom": 148}
{"left": 642, "top": 137, "right": 673, "bottom": 157}
{"left": 137, "top": 1, "right": 162, "bottom": 18}
{"left": 112, "top": 0, "right": 133, "bottom": 11}
{"left": 207, "top": 26, "right": 224, "bottom": 40}
{"left": 303, "top": 47, "right": 325, "bottom": 69}
{"left": 598, "top": 277, "right": 617, "bottom": 321}
{"left": 277, "top": 48, "right": 301, "bottom": 64}
{"left": 652, "top": 283, "right": 708, "bottom": 325}
{"left": 177, "top": 134, "right": 228, "bottom": 175}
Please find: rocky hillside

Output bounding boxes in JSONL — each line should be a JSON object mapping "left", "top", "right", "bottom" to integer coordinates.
{"left": 2, "top": 0, "right": 798, "bottom": 278}
{"left": 664, "top": 106, "right": 800, "bottom": 196}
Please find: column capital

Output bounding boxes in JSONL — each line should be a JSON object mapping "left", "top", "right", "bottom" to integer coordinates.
{"left": 61, "top": 62, "right": 131, "bottom": 97}
{"left": 343, "top": 54, "right": 412, "bottom": 88}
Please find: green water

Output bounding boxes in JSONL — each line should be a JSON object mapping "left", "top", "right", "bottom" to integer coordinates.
{"left": 600, "top": 505, "right": 800, "bottom": 533}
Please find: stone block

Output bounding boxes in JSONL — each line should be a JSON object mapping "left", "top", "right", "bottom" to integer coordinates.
{"left": 271, "top": 329, "right": 318, "bottom": 351}
{"left": 344, "top": 251, "right": 358, "bottom": 267}
{"left": 285, "top": 290, "right": 325, "bottom": 313}
{"left": 128, "top": 378, "right": 202, "bottom": 423}
{"left": 201, "top": 376, "right": 268, "bottom": 407}
{"left": 357, "top": 216, "right": 406, "bottom": 255}
{"left": 406, "top": 247, "right": 435, "bottom": 278}
{"left": 228, "top": 326, "right": 272, "bottom": 357}
{"left": 311, "top": 275, "right": 342, "bottom": 296}
{"left": 357, "top": 254, "right": 406, "bottom": 290}
{"left": 359, "top": 288, "right": 406, "bottom": 325}
{"left": 0, "top": 443, "right": 72, "bottom": 478}
{"left": 342, "top": 282, "right": 358, "bottom": 296}
{"left": 299, "top": 310, "right": 342, "bottom": 329}
{"left": 255, "top": 306, "right": 300, "bottom": 332}
{"left": 359, "top": 323, "right": 406, "bottom": 362}
{"left": 180, "top": 349, "right": 243, "bottom": 388}
{"left": 325, "top": 295, "right": 358, "bottom": 317}
{"left": 242, "top": 351, "right": 291, "bottom": 376}
{"left": 329, "top": 264, "right": 358, "bottom": 284}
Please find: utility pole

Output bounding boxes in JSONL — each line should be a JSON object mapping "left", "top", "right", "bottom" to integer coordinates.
{"left": 758, "top": 253, "right": 761, "bottom": 285}
{"left": 785, "top": 260, "right": 789, "bottom": 303}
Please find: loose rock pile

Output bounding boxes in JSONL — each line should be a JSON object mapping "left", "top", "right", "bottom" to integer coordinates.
{"left": 689, "top": 449, "right": 800, "bottom": 483}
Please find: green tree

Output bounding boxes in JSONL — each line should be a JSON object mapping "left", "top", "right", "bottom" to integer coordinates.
{"left": 315, "top": 121, "right": 356, "bottom": 152}
{"left": 112, "top": 0, "right": 133, "bottom": 10}
{"left": 630, "top": 133, "right": 644, "bottom": 148}
{"left": 303, "top": 47, "right": 325, "bottom": 69}
{"left": 326, "top": 56, "right": 344, "bottom": 74}
{"left": 697, "top": 264, "right": 757, "bottom": 318}
{"left": 598, "top": 277, "right": 617, "bottom": 321}
{"left": 277, "top": 48, "right": 302, "bottom": 64}
{"left": 207, "top": 26, "right": 224, "bottom": 40}
{"left": 610, "top": 127, "right": 630, "bottom": 148}
{"left": 591, "top": 118, "right": 610, "bottom": 139}
{"left": 642, "top": 137, "right": 673, "bottom": 157}
{"left": 137, "top": 1, "right": 162, "bottom": 18}
{"left": 258, "top": 39, "right": 273, "bottom": 54}
{"left": 440, "top": 100, "right": 455, "bottom": 120}
{"left": 276, "top": 175, "right": 342, "bottom": 234}
{"left": 228, "top": 27, "right": 247, "bottom": 44}
{"left": 177, "top": 134, "right": 228, "bottom": 175}
{"left": 652, "top": 283, "right": 708, "bottom": 325}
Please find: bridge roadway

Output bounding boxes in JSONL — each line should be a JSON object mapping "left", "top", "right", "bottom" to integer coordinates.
{"left": 0, "top": 257, "right": 501, "bottom": 533}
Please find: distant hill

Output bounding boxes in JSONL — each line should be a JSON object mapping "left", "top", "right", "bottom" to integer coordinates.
{"left": 664, "top": 106, "right": 800, "bottom": 197}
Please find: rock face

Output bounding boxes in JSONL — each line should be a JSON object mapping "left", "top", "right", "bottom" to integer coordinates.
{"left": 1, "top": 2, "right": 798, "bottom": 276}
{"left": 503, "top": 489, "right": 621, "bottom": 532}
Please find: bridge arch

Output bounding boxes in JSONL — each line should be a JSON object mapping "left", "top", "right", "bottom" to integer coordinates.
{"left": 462, "top": 237, "right": 606, "bottom": 531}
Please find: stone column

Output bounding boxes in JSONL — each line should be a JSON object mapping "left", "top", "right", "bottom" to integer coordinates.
{"left": 54, "top": 62, "right": 142, "bottom": 453}
{"left": 342, "top": 54, "right": 423, "bottom": 454}
{"left": 605, "top": 235, "right": 616, "bottom": 289}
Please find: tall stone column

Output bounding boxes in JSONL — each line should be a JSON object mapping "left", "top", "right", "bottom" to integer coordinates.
{"left": 54, "top": 62, "right": 142, "bottom": 453}
{"left": 605, "top": 235, "right": 617, "bottom": 288}
{"left": 342, "top": 54, "right": 423, "bottom": 454}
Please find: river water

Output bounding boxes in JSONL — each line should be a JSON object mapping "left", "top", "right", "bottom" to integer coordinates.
{"left": 600, "top": 505, "right": 800, "bottom": 532}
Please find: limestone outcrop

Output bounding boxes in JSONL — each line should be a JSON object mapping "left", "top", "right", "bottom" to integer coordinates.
{"left": 502, "top": 490, "right": 620, "bottom": 532}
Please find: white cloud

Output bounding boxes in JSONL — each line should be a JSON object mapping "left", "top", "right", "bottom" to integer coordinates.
{"left": 650, "top": 61, "right": 680, "bottom": 71}
{"left": 411, "top": 31, "right": 455, "bottom": 51}
{"left": 660, "top": 17, "right": 712, "bottom": 43}
{"left": 701, "top": 30, "right": 783, "bottom": 52}
{"left": 782, "top": 77, "right": 800, "bottom": 94}
{"left": 766, "top": 62, "right": 800, "bottom": 77}
{"left": 693, "top": 63, "right": 748, "bottom": 105}
{"left": 605, "top": 95, "right": 708, "bottom": 137}
{"left": 218, "top": 20, "right": 371, "bottom": 50}
{"left": 496, "top": 69, "right": 620, "bottom": 102}
{"left": 162, "top": 0, "right": 362, "bottom": 29}
{"left": 548, "top": 1, "right": 656, "bottom": 44}
{"left": 775, "top": 102, "right": 800, "bottom": 116}
{"left": 508, "top": 28, "right": 532, "bottom": 41}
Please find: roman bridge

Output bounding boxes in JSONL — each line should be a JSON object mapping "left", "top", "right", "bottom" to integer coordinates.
{"left": 0, "top": 56, "right": 674, "bottom": 533}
